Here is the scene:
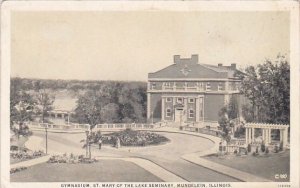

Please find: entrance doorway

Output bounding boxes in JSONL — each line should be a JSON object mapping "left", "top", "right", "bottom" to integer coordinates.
{"left": 174, "top": 108, "right": 183, "bottom": 123}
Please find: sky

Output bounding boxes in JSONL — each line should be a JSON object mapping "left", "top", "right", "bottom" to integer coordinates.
{"left": 11, "top": 11, "right": 289, "bottom": 81}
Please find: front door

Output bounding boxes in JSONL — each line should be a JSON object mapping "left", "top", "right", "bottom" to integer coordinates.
{"left": 174, "top": 109, "right": 183, "bottom": 123}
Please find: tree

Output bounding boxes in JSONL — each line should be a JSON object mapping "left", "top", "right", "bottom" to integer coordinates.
{"left": 240, "top": 54, "right": 290, "bottom": 124}
{"left": 36, "top": 89, "right": 55, "bottom": 123}
{"left": 75, "top": 90, "right": 107, "bottom": 130}
{"left": 218, "top": 107, "right": 232, "bottom": 143}
{"left": 101, "top": 103, "right": 120, "bottom": 123}
{"left": 10, "top": 91, "right": 36, "bottom": 136}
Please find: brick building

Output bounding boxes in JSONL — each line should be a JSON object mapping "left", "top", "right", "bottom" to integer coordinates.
{"left": 147, "top": 54, "right": 245, "bottom": 126}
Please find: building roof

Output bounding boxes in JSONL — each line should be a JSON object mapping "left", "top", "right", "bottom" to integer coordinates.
{"left": 148, "top": 55, "right": 243, "bottom": 80}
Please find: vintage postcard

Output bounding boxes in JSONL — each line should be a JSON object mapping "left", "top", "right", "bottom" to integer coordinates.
{"left": 1, "top": 1, "right": 299, "bottom": 188}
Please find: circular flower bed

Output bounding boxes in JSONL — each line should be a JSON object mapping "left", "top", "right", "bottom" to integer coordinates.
{"left": 102, "top": 129, "right": 169, "bottom": 147}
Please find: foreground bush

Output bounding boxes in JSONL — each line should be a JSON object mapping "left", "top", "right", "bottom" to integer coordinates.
{"left": 10, "top": 167, "right": 27, "bottom": 174}
{"left": 10, "top": 149, "right": 45, "bottom": 161}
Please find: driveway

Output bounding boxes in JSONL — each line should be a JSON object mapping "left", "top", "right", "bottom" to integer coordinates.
{"left": 30, "top": 131, "right": 239, "bottom": 182}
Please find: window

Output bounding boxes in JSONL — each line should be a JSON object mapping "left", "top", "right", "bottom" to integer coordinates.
{"left": 188, "top": 98, "right": 195, "bottom": 103}
{"left": 151, "top": 83, "right": 156, "bottom": 89}
{"left": 218, "top": 83, "right": 223, "bottom": 91}
{"left": 206, "top": 82, "right": 211, "bottom": 91}
{"left": 166, "top": 108, "right": 172, "bottom": 117}
{"left": 177, "top": 97, "right": 183, "bottom": 104}
{"left": 164, "top": 82, "right": 171, "bottom": 87}
{"left": 189, "top": 109, "right": 195, "bottom": 118}
{"left": 166, "top": 97, "right": 172, "bottom": 102}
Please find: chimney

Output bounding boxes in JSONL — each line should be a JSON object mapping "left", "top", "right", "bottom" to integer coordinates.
{"left": 174, "top": 55, "right": 181, "bottom": 64}
{"left": 231, "top": 63, "right": 237, "bottom": 69}
{"left": 218, "top": 63, "right": 223, "bottom": 67}
{"left": 191, "top": 54, "right": 199, "bottom": 64}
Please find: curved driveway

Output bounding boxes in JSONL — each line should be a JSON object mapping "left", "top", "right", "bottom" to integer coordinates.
{"left": 31, "top": 131, "right": 239, "bottom": 182}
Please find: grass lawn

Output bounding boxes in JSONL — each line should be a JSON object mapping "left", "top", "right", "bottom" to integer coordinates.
{"left": 203, "top": 150, "right": 290, "bottom": 182}
{"left": 11, "top": 160, "right": 163, "bottom": 182}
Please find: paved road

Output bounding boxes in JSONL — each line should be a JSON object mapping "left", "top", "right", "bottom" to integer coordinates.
{"left": 31, "top": 131, "right": 239, "bottom": 182}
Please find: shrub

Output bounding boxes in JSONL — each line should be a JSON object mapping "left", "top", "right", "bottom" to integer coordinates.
{"left": 255, "top": 146, "right": 259, "bottom": 154}
{"left": 247, "top": 144, "right": 251, "bottom": 152}
{"left": 234, "top": 149, "right": 238, "bottom": 154}
{"left": 10, "top": 167, "right": 27, "bottom": 174}
{"left": 102, "top": 129, "right": 169, "bottom": 147}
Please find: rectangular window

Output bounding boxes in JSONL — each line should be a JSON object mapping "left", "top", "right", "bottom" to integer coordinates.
{"left": 189, "top": 109, "right": 195, "bottom": 118}
{"left": 164, "top": 82, "right": 171, "bottom": 87}
{"left": 166, "top": 97, "right": 172, "bottom": 102}
{"left": 177, "top": 97, "right": 183, "bottom": 104}
{"left": 151, "top": 83, "right": 156, "bottom": 90}
{"left": 188, "top": 98, "right": 195, "bottom": 103}
{"left": 166, "top": 108, "right": 171, "bottom": 117}
{"left": 218, "top": 83, "right": 223, "bottom": 91}
{"left": 206, "top": 82, "right": 211, "bottom": 91}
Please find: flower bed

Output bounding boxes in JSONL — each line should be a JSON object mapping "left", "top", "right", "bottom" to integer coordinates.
{"left": 48, "top": 153, "right": 98, "bottom": 164}
{"left": 102, "top": 129, "right": 169, "bottom": 147}
{"left": 10, "top": 146, "right": 45, "bottom": 164}
{"left": 10, "top": 167, "right": 28, "bottom": 174}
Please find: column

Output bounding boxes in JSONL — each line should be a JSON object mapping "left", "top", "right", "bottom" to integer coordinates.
{"left": 184, "top": 97, "right": 188, "bottom": 122}
{"left": 280, "top": 129, "right": 283, "bottom": 143}
{"left": 266, "top": 128, "right": 269, "bottom": 144}
{"left": 252, "top": 127, "right": 255, "bottom": 143}
{"left": 195, "top": 97, "right": 200, "bottom": 122}
{"left": 268, "top": 129, "right": 272, "bottom": 144}
{"left": 248, "top": 128, "right": 252, "bottom": 143}
{"left": 172, "top": 97, "right": 176, "bottom": 121}
{"left": 245, "top": 128, "right": 248, "bottom": 145}
{"left": 283, "top": 128, "right": 288, "bottom": 148}
{"left": 161, "top": 97, "right": 165, "bottom": 121}
{"left": 262, "top": 129, "right": 265, "bottom": 142}
{"left": 147, "top": 93, "right": 151, "bottom": 120}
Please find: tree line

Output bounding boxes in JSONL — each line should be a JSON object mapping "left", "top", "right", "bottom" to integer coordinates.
{"left": 10, "top": 78, "right": 147, "bottom": 132}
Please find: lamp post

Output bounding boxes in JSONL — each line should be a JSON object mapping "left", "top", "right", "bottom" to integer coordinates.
{"left": 45, "top": 126, "right": 48, "bottom": 154}
{"left": 85, "top": 130, "right": 89, "bottom": 158}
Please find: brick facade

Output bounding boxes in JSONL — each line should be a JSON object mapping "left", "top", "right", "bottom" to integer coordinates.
{"left": 147, "top": 54, "right": 244, "bottom": 124}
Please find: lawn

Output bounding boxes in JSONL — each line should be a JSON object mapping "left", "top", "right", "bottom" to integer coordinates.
{"left": 11, "top": 160, "right": 163, "bottom": 182}
{"left": 203, "top": 150, "right": 290, "bottom": 182}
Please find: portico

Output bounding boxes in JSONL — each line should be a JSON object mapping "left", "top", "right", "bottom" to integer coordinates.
{"left": 245, "top": 123, "right": 289, "bottom": 148}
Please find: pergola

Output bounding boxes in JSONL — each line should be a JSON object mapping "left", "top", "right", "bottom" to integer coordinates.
{"left": 244, "top": 123, "right": 289, "bottom": 147}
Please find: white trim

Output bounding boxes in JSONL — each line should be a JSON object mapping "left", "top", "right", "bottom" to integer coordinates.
{"left": 148, "top": 90, "right": 240, "bottom": 94}
{"left": 148, "top": 78, "right": 240, "bottom": 81}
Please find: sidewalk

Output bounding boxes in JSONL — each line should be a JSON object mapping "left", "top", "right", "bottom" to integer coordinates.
{"left": 11, "top": 155, "right": 51, "bottom": 169}
{"left": 97, "top": 157, "right": 187, "bottom": 182}
{"left": 182, "top": 154, "right": 271, "bottom": 182}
